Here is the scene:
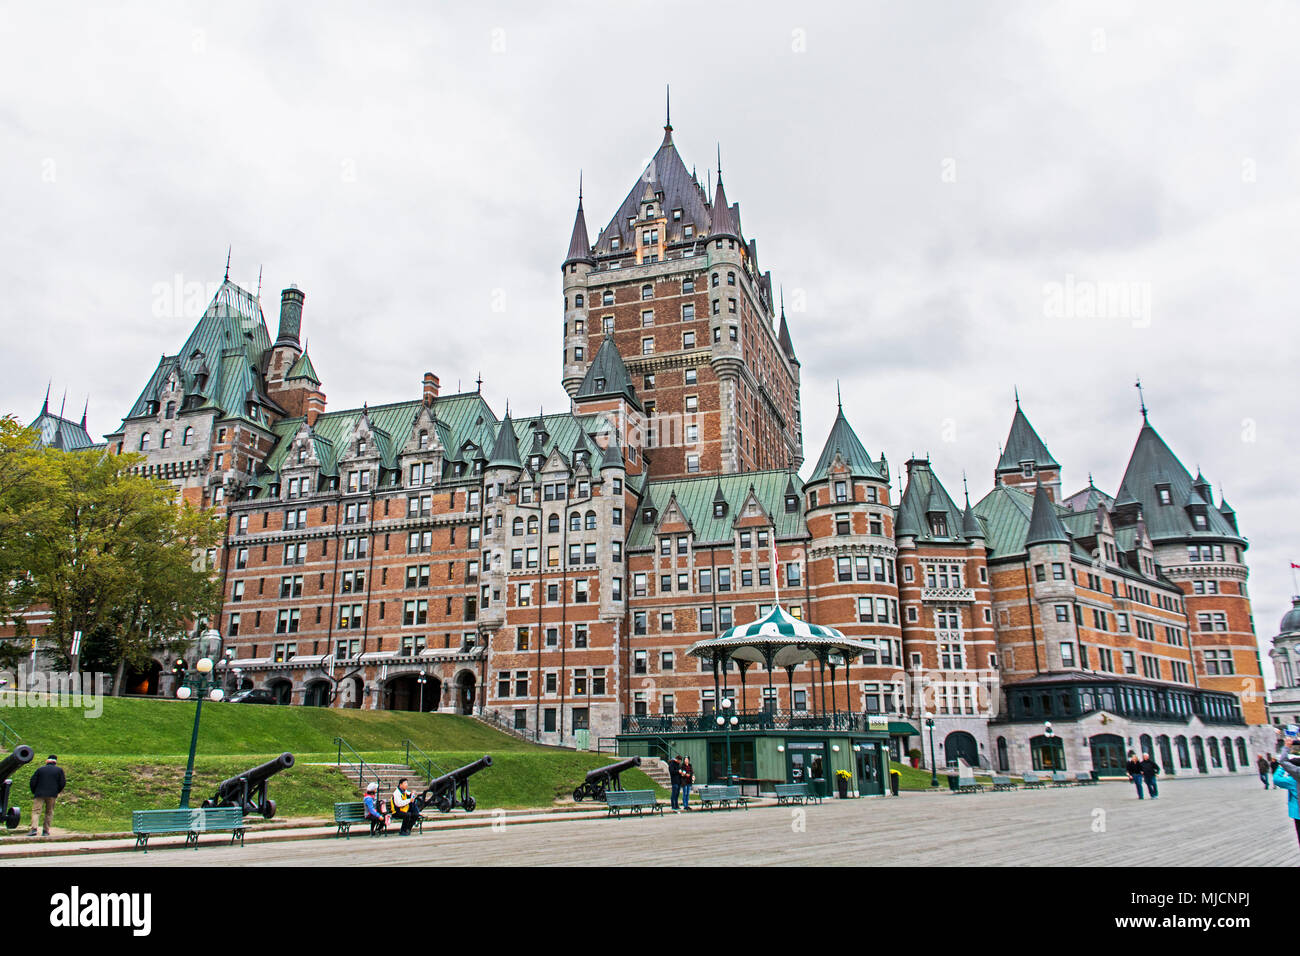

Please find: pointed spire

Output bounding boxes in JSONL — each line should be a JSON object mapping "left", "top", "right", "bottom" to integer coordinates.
{"left": 256, "top": 265, "right": 263, "bottom": 300}
{"left": 1135, "top": 376, "right": 1148, "bottom": 423}
{"left": 488, "top": 411, "right": 522, "bottom": 470}
{"left": 1025, "top": 480, "right": 1070, "bottom": 546}
{"left": 80, "top": 398, "right": 88, "bottom": 429}
{"left": 962, "top": 476, "right": 984, "bottom": 540}
{"left": 564, "top": 174, "right": 594, "bottom": 266}
{"left": 665, "top": 85, "right": 672, "bottom": 134}
{"left": 1014, "top": 385, "right": 1020, "bottom": 409}
{"left": 836, "top": 380, "right": 842, "bottom": 412}
{"left": 224, "top": 246, "right": 231, "bottom": 281}
{"left": 996, "top": 399, "right": 1059, "bottom": 473}
{"left": 777, "top": 287, "right": 798, "bottom": 363}
{"left": 709, "top": 147, "right": 737, "bottom": 239}
{"left": 59, "top": 390, "right": 66, "bottom": 420}
{"left": 42, "top": 381, "right": 50, "bottom": 415}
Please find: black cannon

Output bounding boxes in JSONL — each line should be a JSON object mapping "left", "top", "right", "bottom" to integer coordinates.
{"left": 573, "top": 755, "right": 641, "bottom": 802}
{"left": 202, "top": 752, "right": 294, "bottom": 819}
{"left": 0, "top": 745, "right": 33, "bottom": 829}
{"left": 413, "top": 755, "right": 492, "bottom": 813}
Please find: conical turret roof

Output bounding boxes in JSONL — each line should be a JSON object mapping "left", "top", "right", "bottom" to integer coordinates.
{"left": 1025, "top": 482, "right": 1071, "bottom": 546}
{"left": 564, "top": 194, "right": 593, "bottom": 266}
{"left": 808, "top": 405, "right": 885, "bottom": 483}
{"left": 996, "top": 403, "right": 1059, "bottom": 473}
{"left": 487, "top": 412, "right": 522, "bottom": 470}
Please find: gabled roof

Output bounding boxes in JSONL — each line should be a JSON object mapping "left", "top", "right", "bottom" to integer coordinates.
{"left": 116, "top": 278, "right": 273, "bottom": 430}
{"left": 626, "top": 470, "right": 807, "bottom": 550}
{"left": 895, "top": 460, "right": 970, "bottom": 542}
{"left": 286, "top": 351, "right": 320, "bottom": 385}
{"left": 574, "top": 336, "right": 642, "bottom": 410}
{"left": 1025, "top": 482, "right": 1071, "bottom": 546}
{"left": 807, "top": 406, "right": 886, "bottom": 483}
{"left": 1115, "top": 421, "right": 1243, "bottom": 543}
{"left": 592, "top": 129, "right": 713, "bottom": 255}
{"left": 996, "top": 403, "right": 1059, "bottom": 473}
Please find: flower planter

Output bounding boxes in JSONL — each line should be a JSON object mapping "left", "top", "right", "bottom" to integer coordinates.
{"left": 836, "top": 776, "right": 850, "bottom": 799}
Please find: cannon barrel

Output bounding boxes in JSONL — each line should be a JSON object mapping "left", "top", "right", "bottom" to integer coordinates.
{"left": 428, "top": 754, "right": 492, "bottom": 790}
{"left": 0, "top": 746, "right": 33, "bottom": 781}
{"left": 213, "top": 752, "right": 294, "bottom": 800}
{"left": 585, "top": 756, "right": 640, "bottom": 784}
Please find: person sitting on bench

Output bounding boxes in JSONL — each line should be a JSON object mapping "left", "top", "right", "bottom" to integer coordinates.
{"left": 392, "top": 778, "right": 420, "bottom": 835}
{"left": 363, "top": 782, "right": 389, "bottom": 830}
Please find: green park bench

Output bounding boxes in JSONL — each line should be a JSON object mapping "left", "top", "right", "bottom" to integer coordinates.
{"left": 333, "top": 801, "right": 397, "bottom": 838}
{"left": 132, "top": 807, "right": 245, "bottom": 853}
{"left": 605, "top": 789, "right": 663, "bottom": 818}
{"left": 774, "top": 782, "right": 820, "bottom": 805}
{"left": 1050, "top": 772, "right": 1074, "bottom": 787}
{"left": 1022, "top": 772, "right": 1046, "bottom": 789}
{"left": 695, "top": 785, "right": 751, "bottom": 810}
{"left": 1075, "top": 772, "right": 1097, "bottom": 785}
{"left": 949, "top": 771, "right": 984, "bottom": 794}
{"left": 991, "top": 775, "right": 1018, "bottom": 791}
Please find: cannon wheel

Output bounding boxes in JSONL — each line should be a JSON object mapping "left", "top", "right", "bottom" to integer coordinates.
{"left": 436, "top": 793, "right": 454, "bottom": 813}
{"left": 263, "top": 798, "right": 276, "bottom": 820}
{"left": 463, "top": 796, "right": 476, "bottom": 812}
{"left": 593, "top": 783, "right": 607, "bottom": 802}
{"left": 573, "top": 787, "right": 585, "bottom": 802}
{"left": 4, "top": 806, "right": 19, "bottom": 829}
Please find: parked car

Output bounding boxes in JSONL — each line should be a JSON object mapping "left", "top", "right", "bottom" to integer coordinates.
{"left": 227, "top": 688, "right": 277, "bottom": 705}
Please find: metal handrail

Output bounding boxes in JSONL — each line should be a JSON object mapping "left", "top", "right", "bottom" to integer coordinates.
{"left": 0, "top": 715, "right": 21, "bottom": 751}
{"left": 334, "top": 736, "right": 381, "bottom": 789}
{"left": 621, "top": 709, "right": 888, "bottom": 735}
{"left": 403, "top": 739, "right": 447, "bottom": 783}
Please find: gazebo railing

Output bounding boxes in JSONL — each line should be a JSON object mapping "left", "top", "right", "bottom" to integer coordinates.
{"left": 620, "top": 710, "right": 885, "bottom": 735}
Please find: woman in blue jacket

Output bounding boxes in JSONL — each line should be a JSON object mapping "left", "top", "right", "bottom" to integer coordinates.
{"left": 1273, "top": 752, "right": 1300, "bottom": 847}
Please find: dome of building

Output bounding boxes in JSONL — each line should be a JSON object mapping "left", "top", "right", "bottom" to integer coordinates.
{"left": 1282, "top": 597, "right": 1300, "bottom": 636}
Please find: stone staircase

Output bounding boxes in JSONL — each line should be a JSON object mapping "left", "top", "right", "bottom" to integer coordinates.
{"left": 341, "top": 762, "right": 417, "bottom": 796}
{"left": 639, "top": 758, "right": 673, "bottom": 790}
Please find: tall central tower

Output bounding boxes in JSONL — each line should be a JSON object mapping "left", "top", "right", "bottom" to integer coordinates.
{"left": 561, "top": 112, "right": 802, "bottom": 480}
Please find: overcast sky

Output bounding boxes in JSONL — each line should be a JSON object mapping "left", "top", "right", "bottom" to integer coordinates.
{"left": 2, "top": 1, "right": 1297, "bottom": 676}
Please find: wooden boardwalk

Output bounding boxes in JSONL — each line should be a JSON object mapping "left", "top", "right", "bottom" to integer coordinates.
{"left": 12, "top": 775, "right": 1295, "bottom": 866}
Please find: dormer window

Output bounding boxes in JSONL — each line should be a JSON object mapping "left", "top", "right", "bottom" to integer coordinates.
{"left": 785, "top": 495, "right": 798, "bottom": 513}
{"left": 1192, "top": 512, "right": 1208, "bottom": 530}
{"left": 642, "top": 508, "right": 657, "bottom": 524}
{"left": 298, "top": 449, "right": 307, "bottom": 464}
{"left": 610, "top": 237, "right": 621, "bottom": 252}
{"left": 1020, "top": 461, "right": 1034, "bottom": 479}
{"left": 419, "top": 430, "right": 429, "bottom": 450}
{"left": 713, "top": 501, "right": 728, "bottom": 519}
{"left": 594, "top": 377, "right": 606, "bottom": 391}
{"left": 358, "top": 440, "right": 367, "bottom": 455}
{"left": 1156, "top": 484, "right": 1172, "bottom": 505}
{"left": 672, "top": 208, "right": 682, "bottom": 222}
{"left": 683, "top": 225, "right": 694, "bottom": 240}
{"left": 530, "top": 455, "right": 543, "bottom": 471}
{"left": 929, "top": 514, "right": 948, "bottom": 537}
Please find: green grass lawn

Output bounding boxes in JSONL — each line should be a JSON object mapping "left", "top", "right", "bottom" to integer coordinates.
{"left": 0, "top": 697, "right": 665, "bottom": 833}
{"left": 889, "top": 761, "right": 995, "bottom": 791}
{"left": 0, "top": 694, "right": 543, "bottom": 756}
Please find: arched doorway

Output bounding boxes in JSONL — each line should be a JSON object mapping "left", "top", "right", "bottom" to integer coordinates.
{"left": 454, "top": 670, "right": 476, "bottom": 715}
{"left": 1223, "top": 737, "right": 1236, "bottom": 772}
{"left": 1139, "top": 734, "right": 1154, "bottom": 760}
{"left": 339, "top": 675, "right": 364, "bottom": 709}
{"left": 123, "top": 660, "right": 163, "bottom": 696}
{"left": 944, "top": 731, "right": 979, "bottom": 768}
{"left": 1192, "top": 736, "right": 1207, "bottom": 773}
{"left": 304, "top": 680, "right": 331, "bottom": 707}
{"left": 267, "top": 678, "right": 293, "bottom": 705}
{"left": 384, "top": 674, "right": 440, "bottom": 712}
{"left": 996, "top": 737, "right": 1009, "bottom": 772}
{"left": 1089, "top": 733, "right": 1127, "bottom": 776}
{"left": 1030, "top": 735, "right": 1065, "bottom": 771}
{"left": 1157, "top": 735, "right": 1174, "bottom": 776}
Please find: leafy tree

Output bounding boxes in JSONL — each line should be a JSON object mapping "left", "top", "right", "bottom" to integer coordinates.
{"left": 16, "top": 442, "right": 223, "bottom": 692}
{"left": 0, "top": 415, "right": 51, "bottom": 669}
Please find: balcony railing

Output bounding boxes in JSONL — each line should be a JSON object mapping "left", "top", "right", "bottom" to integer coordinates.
{"left": 621, "top": 709, "right": 894, "bottom": 736}
{"left": 921, "top": 586, "right": 975, "bottom": 602}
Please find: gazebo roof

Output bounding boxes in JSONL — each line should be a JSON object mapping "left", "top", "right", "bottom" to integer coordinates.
{"left": 686, "top": 605, "right": 877, "bottom": 669}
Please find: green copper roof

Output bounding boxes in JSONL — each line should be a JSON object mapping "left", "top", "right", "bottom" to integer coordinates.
{"left": 896, "top": 460, "right": 971, "bottom": 542}
{"left": 1025, "top": 483, "right": 1071, "bottom": 545}
{"left": 286, "top": 351, "right": 320, "bottom": 385}
{"left": 119, "top": 279, "right": 273, "bottom": 429}
{"left": 996, "top": 404, "right": 1059, "bottom": 473}
{"left": 807, "top": 407, "right": 886, "bottom": 483}
{"left": 487, "top": 412, "right": 522, "bottom": 469}
{"left": 1115, "top": 421, "right": 1243, "bottom": 544}
{"left": 627, "top": 470, "right": 806, "bottom": 550}
{"left": 575, "top": 336, "right": 642, "bottom": 410}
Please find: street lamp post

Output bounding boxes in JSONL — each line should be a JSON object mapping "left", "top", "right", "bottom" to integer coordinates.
{"left": 925, "top": 713, "right": 938, "bottom": 787}
{"left": 1044, "top": 720, "right": 1055, "bottom": 772}
{"left": 175, "top": 657, "right": 225, "bottom": 809}
{"left": 417, "top": 673, "right": 428, "bottom": 713}
{"left": 715, "top": 696, "right": 739, "bottom": 784}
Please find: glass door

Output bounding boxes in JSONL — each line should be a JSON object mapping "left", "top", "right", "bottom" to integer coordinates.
{"left": 855, "top": 742, "right": 884, "bottom": 795}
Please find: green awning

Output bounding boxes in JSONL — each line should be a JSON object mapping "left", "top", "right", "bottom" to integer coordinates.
{"left": 888, "top": 722, "right": 920, "bottom": 736}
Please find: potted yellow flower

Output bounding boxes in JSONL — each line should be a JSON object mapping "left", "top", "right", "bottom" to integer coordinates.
{"left": 835, "top": 768, "right": 852, "bottom": 799}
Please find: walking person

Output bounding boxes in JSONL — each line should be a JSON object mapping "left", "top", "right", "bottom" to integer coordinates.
{"left": 1138, "top": 752, "right": 1159, "bottom": 799}
{"left": 27, "top": 755, "right": 65, "bottom": 837}
{"left": 667, "top": 755, "right": 682, "bottom": 812}
{"left": 680, "top": 756, "right": 694, "bottom": 811}
{"left": 1259, "top": 753, "right": 1273, "bottom": 789}
{"left": 1125, "top": 751, "right": 1144, "bottom": 799}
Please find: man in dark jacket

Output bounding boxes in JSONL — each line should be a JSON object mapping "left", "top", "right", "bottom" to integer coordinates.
{"left": 667, "top": 756, "right": 682, "bottom": 812}
{"left": 1125, "top": 753, "right": 1143, "bottom": 798}
{"left": 27, "top": 755, "right": 66, "bottom": 836}
{"left": 1138, "top": 753, "right": 1159, "bottom": 799}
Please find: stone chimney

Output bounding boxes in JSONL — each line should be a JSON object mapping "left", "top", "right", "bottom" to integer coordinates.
{"left": 422, "top": 372, "right": 440, "bottom": 407}
{"left": 277, "top": 285, "right": 305, "bottom": 347}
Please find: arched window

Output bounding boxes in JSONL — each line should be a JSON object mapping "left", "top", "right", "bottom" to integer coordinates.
{"left": 140, "top": 432, "right": 151, "bottom": 451}
{"left": 512, "top": 517, "right": 524, "bottom": 536}
{"left": 182, "top": 426, "right": 193, "bottom": 446}
{"left": 547, "top": 514, "right": 560, "bottom": 533}
{"left": 585, "top": 510, "right": 597, "bottom": 530}
{"left": 569, "top": 512, "right": 581, "bottom": 532}
{"left": 526, "top": 516, "right": 538, "bottom": 534}
{"left": 574, "top": 293, "right": 584, "bottom": 308}
{"left": 160, "top": 430, "right": 172, "bottom": 449}
{"left": 641, "top": 284, "right": 653, "bottom": 300}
